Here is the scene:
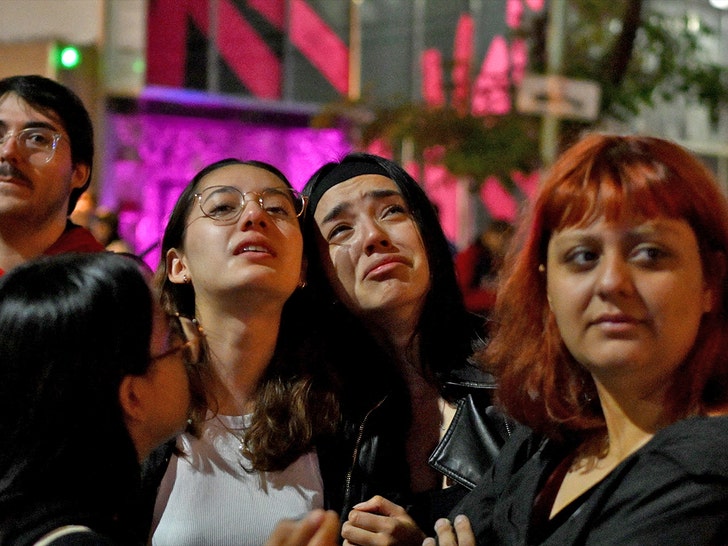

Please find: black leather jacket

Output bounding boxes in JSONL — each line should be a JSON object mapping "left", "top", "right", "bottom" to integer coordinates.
{"left": 318, "top": 363, "right": 514, "bottom": 531}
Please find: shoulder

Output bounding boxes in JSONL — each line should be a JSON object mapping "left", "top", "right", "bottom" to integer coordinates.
{"left": 444, "top": 362, "right": 497, "bottom": 391}
{"left": 639, "top": 415, "right": 728, "bottom": 477}
{"left": 45, "top": 223, "right": 105, "bottom": 255}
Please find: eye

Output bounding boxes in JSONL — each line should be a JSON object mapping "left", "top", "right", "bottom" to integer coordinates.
{"left": 261, "top": 190, "right": 298, "bottom": 218}
{"left": 564, "top": 247, "right": 600, "bottom": 270}
{"left": 326, "top": 223, "right": 353, "bottom": 243}
{"left": 381, "top": 204, "right": 408, "bottom": 218}
{"left": 632, "top": 244, "right": 669, "bottom": 266}
{"left": 208, "top": 203, "right": 236, "bottom": 216}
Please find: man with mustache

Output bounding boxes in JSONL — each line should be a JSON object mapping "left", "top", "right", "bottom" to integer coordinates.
{"left": 0, "top": 75, "right": 103, "bottom": 276}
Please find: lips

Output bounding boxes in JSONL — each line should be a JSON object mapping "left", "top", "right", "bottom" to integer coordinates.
{"left": 233, "top": 240, "right": 274, "bottom": 256}
{"left": 591, "top": 313, "right": 641, "bottom": 325}
{"left": 363, "top": 256, "right": 409, "bottom": 279}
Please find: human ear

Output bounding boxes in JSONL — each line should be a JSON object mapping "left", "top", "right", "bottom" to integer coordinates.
{"left": 167, "top": 247, "right": 189, "bottom": 285}
{"left": 70, "top": 162, "right": 91, "bottom": 190}
{"left": 702, "top": 252, "right": 726, "bottom": 314}
{"left": 119, "top": 375, "right": 156, "bottom": 461}
{"left": 119, "top": 375, "right": 145, "bottom": 423}
{"left": 299, "top": 255, "right": 308, "bottom": 288}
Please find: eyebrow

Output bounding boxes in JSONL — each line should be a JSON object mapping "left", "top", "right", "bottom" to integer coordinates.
{"left": 320, "top": 188, "right": 403, "bottom": 224}
{"left": 0, "top": 120, "right": 61, "bottom": 132}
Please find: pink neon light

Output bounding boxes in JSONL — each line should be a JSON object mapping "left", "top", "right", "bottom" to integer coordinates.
{"left": 506, "top": 0, "right": 524, "bottom": 29}
{"left": 472, "top": 36, "right": 511, "bottom": 116}
{"left": 422, "top": 49, "right": 446, "bottom": 107}
{"left": 480, "top": 176, "right": 517, "bottom": 221}
{"left": 510, "top": 38, "right": 528, "bottom": 85}
{"left": 452, "top": 14, "right": 474, "bottom": 112}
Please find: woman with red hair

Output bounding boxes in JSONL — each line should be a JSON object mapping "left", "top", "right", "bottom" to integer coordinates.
{"left": 427, "top": 134, "right": 728, "bottom": 545}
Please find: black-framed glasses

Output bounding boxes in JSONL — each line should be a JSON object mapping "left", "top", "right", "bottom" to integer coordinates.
{"left": 0, "top": 127, "right": 63, "bottom": 165}
{"left": 194, "top": 185, "right": 307, "bottom": 224}
{"left": 151, "top": 314, "right": 204, "bottom": 365}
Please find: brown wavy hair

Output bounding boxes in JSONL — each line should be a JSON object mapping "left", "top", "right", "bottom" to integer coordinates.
{"left": 480, "top": 134, "right": 728, "bottom": 441}
{"left": 155, "top": 158, "right": 338, "bottom": 471}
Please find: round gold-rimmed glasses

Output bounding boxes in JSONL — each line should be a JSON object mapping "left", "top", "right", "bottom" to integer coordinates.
{"left": 194, "top": 185, "right": 307, "bottom": 224}
{"left": 151, "top": 314, "right": 204, "bottom": 366}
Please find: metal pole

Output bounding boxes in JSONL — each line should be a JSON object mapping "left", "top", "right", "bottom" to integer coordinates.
{"left": 282, "top": 0, "right": 294, "bottom": 101}
{"left": 348, "top": 0, "right": 363, "bottom": 101}
{"left": 207, "top": 0, "right": 220, "bottom": 93}
{"left": 410, "top": 0, "right": 426, "bottom": 102}
{"left": 540, "top": 0, "right": 567, "bottom": 166}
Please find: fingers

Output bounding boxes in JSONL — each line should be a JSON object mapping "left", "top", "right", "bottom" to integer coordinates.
{"left": 429, "top": 516, "right": 475, "bottom": 546}
{"left": 452, "top": 515, "right": 474, "bottom": 546}
{"left": 308, "top": 511, "right": 341, "bottom": 546}
{"left": 265, "top": 510, "right": 340, "bottom": 546}
{"left": 341, "top": 502, "right": 425, "bottom": 546}
{"left": 351, "top": 495, "right": 408, "bottom": 517}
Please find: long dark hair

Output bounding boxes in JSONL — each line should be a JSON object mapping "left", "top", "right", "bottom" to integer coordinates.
{"left": 155, "top": 158, "right": 338, "bottom": 471}
{"left": 302, "top": 152, "right": 475, "bottom": 396}
{"left": 0, "top": 253, "right": 153, "bottom": 543}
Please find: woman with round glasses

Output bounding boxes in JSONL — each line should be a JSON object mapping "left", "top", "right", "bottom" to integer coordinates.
{"left": 146, "top": 158, "right": 340, "bottom": 544}
{"left": 0, "top": 252, "right": 197, "bottom": 545}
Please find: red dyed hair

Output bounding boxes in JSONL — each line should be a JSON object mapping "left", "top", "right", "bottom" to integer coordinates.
{"left": 481, "top": 133, "right": 728, "bottom": 439}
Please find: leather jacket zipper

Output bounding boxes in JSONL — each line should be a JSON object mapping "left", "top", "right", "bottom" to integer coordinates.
{"left": 343, "top": 393, "right": 389, "bottom": 507}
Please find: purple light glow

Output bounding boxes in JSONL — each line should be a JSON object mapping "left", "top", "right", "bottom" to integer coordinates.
{"left": 102, "top": 102, "right": 350, "bottom": 269}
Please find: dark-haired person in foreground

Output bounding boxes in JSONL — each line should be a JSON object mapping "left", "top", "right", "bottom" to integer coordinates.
{"left": 0, "top": 252, "right": 341, "bottom": 546}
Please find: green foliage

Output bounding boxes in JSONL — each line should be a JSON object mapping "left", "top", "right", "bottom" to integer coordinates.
{"left": 360, "top": 105, "right": 540, "bottom": 186}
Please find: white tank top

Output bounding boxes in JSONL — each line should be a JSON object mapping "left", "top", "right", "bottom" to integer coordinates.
{"left": 151, "top": 414, "right": 324, "bottom": 545}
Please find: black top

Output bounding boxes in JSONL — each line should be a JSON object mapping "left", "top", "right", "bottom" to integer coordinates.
{"left": 450, "top": 415, "right": 728, "bottom": 545}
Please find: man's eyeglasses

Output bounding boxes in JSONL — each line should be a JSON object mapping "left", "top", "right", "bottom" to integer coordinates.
{"left": 151, "top": 314, "right": 204, "bottom": 366}
{"left": 194, "top": 185, "right": 307, "bottom": 225}
{"left": 0, "top": 127, "right": 63, "bottom": 165}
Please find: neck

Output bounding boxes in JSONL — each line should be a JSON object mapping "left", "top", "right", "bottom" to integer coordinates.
{"left": 364, "top": 308, "right": 420, "bottom": 371}
{"left": 0, "top": 218, "right": 67, "bottom": 272}
{"left": 196, "top": 299, "right": 283, "bottom": 416}
{"left": 592, "top": 378, "right": 674, "bottom": 463}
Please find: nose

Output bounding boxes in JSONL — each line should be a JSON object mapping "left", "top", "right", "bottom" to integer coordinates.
{"left": 361, "top": 219, "right": 391, "bottom": 255}
{"left": 0, "top": 133, "right": 19, "bottom": 160}
{"left": 240, "top": 198, "right": 268, "bottom": 229}
{"left": 595, "top": 252, "right": 634, "bottom": 299}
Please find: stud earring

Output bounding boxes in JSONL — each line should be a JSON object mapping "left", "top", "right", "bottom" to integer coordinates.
{"left": 183, "top": 274, "right": 190, "bottom": 284}
{"left": 298, "top": 280, "right": 307, "bottom": 289}
{"left": 538, "top": 264, "right": 545, "bottom": 273}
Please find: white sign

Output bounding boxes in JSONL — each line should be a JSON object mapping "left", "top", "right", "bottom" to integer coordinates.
{"left": 516, "top": 74, "right": 602, "bottom": 121}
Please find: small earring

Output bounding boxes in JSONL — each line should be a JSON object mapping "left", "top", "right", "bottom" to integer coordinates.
{"left": 183, "top": 274, "right": 190, "bottom": 284}
{"left": 298, "top": 280, "right": 307, "bottom": 289}
{"left": 538, "top": 264, "right": 545, "bottom": 273}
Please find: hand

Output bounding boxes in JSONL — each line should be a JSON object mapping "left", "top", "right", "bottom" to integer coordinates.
{"left": 422, "top": 516, "right": 474, "bottom": 546}
{"left": 265, "top": 509, "right": 341, "bottom": 546}
{"left": 341, "top": 495, "right": 425, "bottom": 546}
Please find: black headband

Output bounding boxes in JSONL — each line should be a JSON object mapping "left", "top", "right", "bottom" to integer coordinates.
{"left": 306, "top": 159, "right": 391, "bottom": 215}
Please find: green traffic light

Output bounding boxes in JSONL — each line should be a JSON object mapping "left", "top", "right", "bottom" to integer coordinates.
{"left": 59, "top": 46, "right": 81, "bottom": 69}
